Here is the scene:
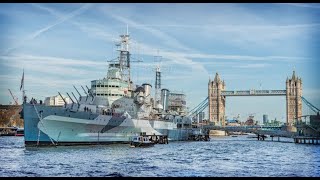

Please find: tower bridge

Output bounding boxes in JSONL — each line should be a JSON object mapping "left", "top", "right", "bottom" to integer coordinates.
{"left": 187, "top": 70, "right": 320, "bottom": 141}
{"left": 207, "top": 70, "right": 302, "bottom": 126}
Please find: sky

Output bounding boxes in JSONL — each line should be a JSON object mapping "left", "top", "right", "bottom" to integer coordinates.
{"left": 0, "top": 3, "right": 320, "bottom": 122}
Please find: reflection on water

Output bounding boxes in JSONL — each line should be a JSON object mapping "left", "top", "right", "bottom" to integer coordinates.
{"left": 0, "top": 136, "right": 319, "bottom": 177}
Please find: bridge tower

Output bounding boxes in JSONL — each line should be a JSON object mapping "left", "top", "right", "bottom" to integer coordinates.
{"left": 208, "top": 72, "right": 226, "bottom": 126}
{"left": 286, "top": 70, "right": 302, "bottom": 125}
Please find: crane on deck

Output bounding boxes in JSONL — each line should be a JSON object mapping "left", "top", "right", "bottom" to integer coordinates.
{"left": 8, "top": 89, "right": 19, "bottom": 105}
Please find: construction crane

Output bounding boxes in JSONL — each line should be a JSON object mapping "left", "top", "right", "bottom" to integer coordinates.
{"left": 8, "top": 89, "right": 18, "bottom": 105}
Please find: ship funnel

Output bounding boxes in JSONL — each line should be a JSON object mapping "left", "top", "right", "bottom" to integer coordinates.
{"left": 142, "top": 83, "right": 152, "bottom": 104}
{"left": 134, "top": 86, "right": 145, "bottom": 105}
{"left": 161, "top": 88, "right": 170, "bottom": 112}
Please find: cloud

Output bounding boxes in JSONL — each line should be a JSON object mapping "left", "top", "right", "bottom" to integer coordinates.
{"left": 27, "top": 3, "right": 311, "bottom": 80}
{"left": 29, "top": 4, "right": 92, "bottom": 39}
{"left": 102, "top": 10, "right": 193, "bottom": 52}
{"left": 2, "top": 3, "right": 92, "bottom": 55}
{"left": 216, "top": 74, "right": 263, "bottom": 81}
{"left": 103, "top": 23, "right": 320, "bottom": 30}
{"left": 3, "top": 3, "right": 317, "bottom": 114}
{"left": 2, "top": 54, "right": 106, "bottom": 67}
{"left": 96, "top": 4, "right": 312, "bottom": 73}
{"left": 278, "top": 3, "right": 320, "bottom": 9}
{"left": 234, "top": 63, "right": 272, "bottom": 69}
{"left": 200, "top": 24, "right": 315, "bottom": 48}
{"left": 303, "top": 88, "right": 320, "bottom": 102}
{"left": 93, "top": 21, "right": 319, "bottom": 51}
{"left": 182, "top": 53, "right": 309, "bottom": 62}
{"left": 96, "top": 6, "right": 210, "bottom": 76}
{"left": 30, "top": 3, "right": 117, "bottom": 43}
{"left": 0, "top": 53, "right": 114, "bottom": 101}
{"left": 135, "top": 4, "right": 318, "bottom": 49}
{"left": 30, "top": 3, "right": 318, "bottom": 57}
{"left": 0, "top": 54, "right": 108, "bottom": 84}
{"left": 0, "top": 71, "right": 95, "bottom": 100}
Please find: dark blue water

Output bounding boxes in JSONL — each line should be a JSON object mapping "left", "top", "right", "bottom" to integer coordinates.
{"left": 0, "top": 135, "right": 319, "bottom": 177}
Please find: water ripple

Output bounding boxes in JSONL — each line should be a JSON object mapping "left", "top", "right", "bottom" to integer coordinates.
{"left": 0, "top": 136, "right": 320, "bottom": 177}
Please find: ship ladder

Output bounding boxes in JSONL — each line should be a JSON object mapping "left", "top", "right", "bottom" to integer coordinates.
{"left": 32, "top": 103, "right": 56, "bottom": 147}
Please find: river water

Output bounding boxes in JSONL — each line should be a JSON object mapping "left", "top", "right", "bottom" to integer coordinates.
{"left": 0, "top": 135, "right": 319, "bottom": 177}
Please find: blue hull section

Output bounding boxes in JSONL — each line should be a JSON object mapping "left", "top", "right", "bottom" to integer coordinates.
{"left": 23, "top": 103, "right": 52, "bottom": 145}
{"left": 23, "top": 103, "right": 99, "bottom": 146}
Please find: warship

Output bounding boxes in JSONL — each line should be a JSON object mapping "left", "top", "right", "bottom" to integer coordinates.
{"left": 21, "top": 30, "right": 196, "bottom": 146}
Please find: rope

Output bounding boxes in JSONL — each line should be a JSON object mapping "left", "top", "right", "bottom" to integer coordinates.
{"left": 56, "top": 131, "right": 61, "bottom": 145}
{"left": 37, "top": 128, "right": 41, "bottom": 146}
{"left": 32, "top": 103, "right": 56, "bottom": 146}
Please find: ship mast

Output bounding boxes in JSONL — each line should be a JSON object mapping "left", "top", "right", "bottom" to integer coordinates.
{"left": 107, "top": 26, "right": 143, "bottom": 93}
{"left": 117, "top": 26, "right": 131, "bottom": 89}
{"left": 154, "top": 51, "right": 162, "bottom": 109}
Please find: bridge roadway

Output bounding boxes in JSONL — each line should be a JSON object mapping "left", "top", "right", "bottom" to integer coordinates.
{"left": 200, "top": 125, "right": 296, "bottom": 137}
{"left": 221, "top": 90, "right": 286, "bottom": 96}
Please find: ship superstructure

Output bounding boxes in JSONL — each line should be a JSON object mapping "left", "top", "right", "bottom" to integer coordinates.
{"left": 22, "top": 30, "right": 195, "bottom": 146}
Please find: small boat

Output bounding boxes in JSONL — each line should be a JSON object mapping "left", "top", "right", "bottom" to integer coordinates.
{"left": 15, "top": 128, "right": 24, "bottom": 136}
{"left": 130, "top": 136, "right": 155, "bottom": 147}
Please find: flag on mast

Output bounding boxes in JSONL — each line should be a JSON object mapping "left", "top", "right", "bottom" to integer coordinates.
{"left": 20, "top": 69, "right": 24, "bottom": 91}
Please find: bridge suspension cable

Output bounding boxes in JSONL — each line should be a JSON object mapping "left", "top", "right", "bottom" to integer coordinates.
{"left": 188, "top": 97, "right": 208, "bottom": 114}
{"left": 188, "top": 97, "right": 209, "bottom": 117}
{"left": 301, "top": 96, "right": 319, "bottom": 114}
{"left": 192, "top": 102, "right": 209, "bottom": 117}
